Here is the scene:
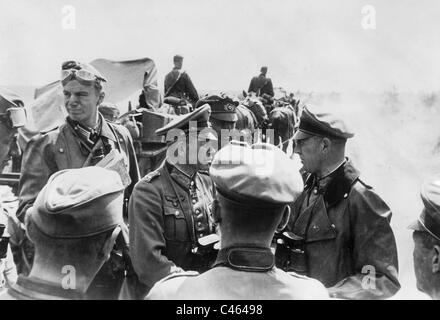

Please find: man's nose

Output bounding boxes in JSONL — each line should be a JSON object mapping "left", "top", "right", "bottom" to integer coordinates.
{"left": 293, "top": 141, "right": 301, "bottom": 154}
{"left": 67, "top": 94, "right": 79, "bottom": 105}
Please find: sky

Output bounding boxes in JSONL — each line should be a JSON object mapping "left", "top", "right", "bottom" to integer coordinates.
{"left": 1, "top": 0, "right": 440, "bottom": 92}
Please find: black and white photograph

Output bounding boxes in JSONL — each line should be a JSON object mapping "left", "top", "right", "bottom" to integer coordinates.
{"left": 1, "top": 0, "right": 440, "bottom": 306}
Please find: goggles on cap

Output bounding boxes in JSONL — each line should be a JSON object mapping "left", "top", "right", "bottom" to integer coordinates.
{"left": 61, "top": 60, "right": 106, "bottom": 85}
{"left": 0, "top": 107, "right": 27, "bottom": 128}
{"left": 61, "top": 68, "right": 106, "bottom": 85}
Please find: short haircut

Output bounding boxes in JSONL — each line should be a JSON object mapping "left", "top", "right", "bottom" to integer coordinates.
{"left": 217, "top": 192, "right": 284, "bottom": 235}
{"left": 414, "top": 230, "right": 440, "bottom": 249}
{"left": 25, "top": 214, "right": 114, "bottom": 257}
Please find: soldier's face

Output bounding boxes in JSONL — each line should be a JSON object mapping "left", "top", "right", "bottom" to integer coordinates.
{"left": 174, "top": 60, "right": 183, "bottom": 69}
{"left": 63, "top": 80, "right": 104, "bottom": 126}
{"left": 210, "top": 119, "right": 236, "bottom": 139}
{"left": 294, "top": 136, "right": 324, "bottom": 174}
{"left": 412, "top": 231, "right": 439, "bottom": 297}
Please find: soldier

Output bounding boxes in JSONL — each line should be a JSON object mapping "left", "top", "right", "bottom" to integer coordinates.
{"left": 0, "top": 93, "right": 26, "bottom": 292}
{"left": 16, "top": 60, "right": 140, "bottom": 298}
{"left": 98, "top": 102, "right": 120, "bottom": 123}
{"left": 277, "top": 106, "right": 400, "bottom": 299}
{"left": 0, "top": 167, "right": 126, "bottom": 300}
{"left": 248, "top": 66, "right": 274, "bottom": 98}
{"left": 129, "top": 104, "right": 218, "bottom": 297}
{"left": 146, "top": 142, "right": 328, "bottom": 299}
{"left": 408, "top": 174, "right": 440, "bottom": 299}
{"left": 195, "top": 93, "right": 239, "bottom": 141}
{"left": 164, "top": 55, "right": 199, "bottom": 106}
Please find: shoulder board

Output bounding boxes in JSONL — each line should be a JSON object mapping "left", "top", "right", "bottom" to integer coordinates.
{"left": 144, "top": 170, "right": 161, "bottom": 183}
{"left": 40, "top": 126, "right": 59, "bottom": 135}
{"left": 161, "top": 271, "right": 199, "bottom": 283}
{"left": 356, "top": 178, "right": 373, "bottom": 190}
{"left": 287, "top": 271, "right": 312, "bottom": 280}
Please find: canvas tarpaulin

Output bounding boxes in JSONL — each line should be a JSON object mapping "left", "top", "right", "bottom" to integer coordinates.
{"left": 23, "top": 57, "right": 161, "bottom": 135}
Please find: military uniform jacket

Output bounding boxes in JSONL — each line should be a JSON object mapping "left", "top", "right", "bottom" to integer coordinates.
{"left": 146, "top": 246, "right": 329, "bottom": 300}
{"left": 129, "top": 161, "right": 215, "bottom": 289}
{"left": 17, "top": 114, "right": 140, "bottom": 222}
{"left": 282, "top": 160, "right": 400, "bottom": 299}
{"left": 0, "top": 275, "right": 85, "bottom": 300}
{"left": 248, "top": 74, "right": 274, "bottom": 97}
{"left": 164, "top": 69, "right": 199, "bottom": 104}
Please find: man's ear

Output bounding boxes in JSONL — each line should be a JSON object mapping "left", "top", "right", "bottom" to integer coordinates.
{"left": 98, "top": 226, "right": 121, "bottom": 261}
{"left": 276, "top": 205, "right": 291, "bottom": 232}
{"left": 432, "top": 245, "right": 440, "bottom": 273}
{"left": 97, "top": 91, "right": 105, "bottom": 106}
{"left": 321, "top": 137, "right": 332, "bottom": 154}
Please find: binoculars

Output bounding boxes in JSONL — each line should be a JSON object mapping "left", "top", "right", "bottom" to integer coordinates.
{"left": 274, "top": 231, "right": 308, "bottom": 275}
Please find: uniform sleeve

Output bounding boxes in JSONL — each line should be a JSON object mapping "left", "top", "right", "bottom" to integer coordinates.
{"left": 17, "top": 135, "right": 57, "bottom": 222}
{"left": 183, "top": 73, "right": 199, "bottom": 103}
{"left": 267, "top": 79, "right": 274, "bottom": 97}
{"left": 248, "top": 77, "right": 256, "bottom": 93}
{"left": 120, "top": 125, "right": 140, "bottom": 200}
{"left": 328, "top": 186, "right": 400, "bottom": 299}
{"left": 164, "top": 73, "right": 171, "bottom": 95}
{"left": 128, "top": 178, "right": 177, "bottom": 288}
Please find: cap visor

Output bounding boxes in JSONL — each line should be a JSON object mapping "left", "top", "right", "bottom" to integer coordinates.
{"left": 408, "top": 219, "right": 425, "bottom": 231}
{"left": 293, "top": 130, "right": 315, "bottom": 140}
{"left": 211, "top": 114, "right": 238, "bottom": 122}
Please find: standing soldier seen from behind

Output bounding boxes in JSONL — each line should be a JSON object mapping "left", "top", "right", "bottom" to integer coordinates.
{"left": 16, "top": 60, "right": 140, "bottom": 299}
{"left": 129, "top": 104, "right": 218, "bottom": 297}
{"left": 248, "top": 66, "right": 274, "bottom": 98}
{"left": 164, "top": 55, "right": 199, "bottom": 107}
{"left": 276, "top": 106, "right": 400, "bottom": 299}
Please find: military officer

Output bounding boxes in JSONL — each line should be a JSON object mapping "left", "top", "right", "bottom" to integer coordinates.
{"left": 146, "top": 142, "right": 329, "bottom": 299}
{"left": 195, "top": 93, "right": 239, "bottom": 143}
{"left": 129, "top": 104, "right": 218, "bottom": 296}
{"left": 408, "top": 174, "right": 440, "bottom": 299}
{"left": 0, "top": 167, "right": 126, "bottom": 300}
{"left": 276, "top": 106, "right": 400, "bottom": 299}
{"left": 164, "top": 55, "right": 199, "bottom": 106}
{"left": 248, "top": 66, "right": 274, "bottom": 98}
{"left": 16, "top": 60, "right": 140, "bottom": 298}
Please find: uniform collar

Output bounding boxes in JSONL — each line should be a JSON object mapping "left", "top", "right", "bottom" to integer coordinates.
{"left": 167, "top": 161, "right": 198, "bottom": 189}
{"left": 10, "top": 275, "right": 85, "bottom": 300}
{"left": 304, "top": 158, "right": 360, "bottom": 207}
{"left": 99, "top": 113, "right": 117, "bottom": 142}
{"left": 213, "top": 246, "right": 274, "bottom": 272}
{"left": 66, "top": 113, "right": 116, "bottom": 143}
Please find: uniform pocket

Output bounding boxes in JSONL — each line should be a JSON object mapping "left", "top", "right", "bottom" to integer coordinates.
{"left": 163, "top": 205, "right": 190, "bottom": 242}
